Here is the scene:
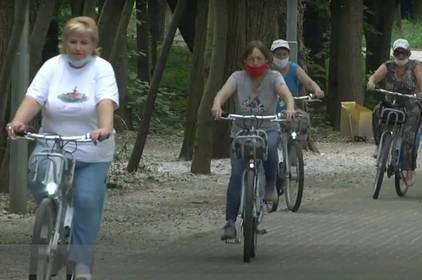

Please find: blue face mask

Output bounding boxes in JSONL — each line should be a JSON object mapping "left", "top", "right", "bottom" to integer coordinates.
{"left": 66, "top": 55, "right": 93, "bottom": 68}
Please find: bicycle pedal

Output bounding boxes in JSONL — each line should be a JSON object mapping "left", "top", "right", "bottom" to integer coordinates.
{"left": 225, "top": 238, "right": 240, "bottom": 244}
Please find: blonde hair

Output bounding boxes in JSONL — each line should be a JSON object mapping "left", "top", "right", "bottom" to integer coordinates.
{"left": 60, "top": 16, "right": 100, "bottom": 56}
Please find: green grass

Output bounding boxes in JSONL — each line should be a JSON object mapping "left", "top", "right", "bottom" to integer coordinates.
{"left": 392, "top": 20, "right": 422, "bottom": 50}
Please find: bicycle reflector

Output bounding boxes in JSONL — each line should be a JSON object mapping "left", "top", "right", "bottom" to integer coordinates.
{"left": 46, "top": 182, "right": 58, "bottom": 196}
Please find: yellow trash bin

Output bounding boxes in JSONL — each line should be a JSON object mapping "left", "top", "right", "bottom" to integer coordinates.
{"left": 340, "top": 101, "right": 373, "bottom": 140}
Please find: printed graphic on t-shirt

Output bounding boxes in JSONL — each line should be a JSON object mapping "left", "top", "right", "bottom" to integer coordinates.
{"left": 58, "top": 87, "right": 87, "bottom": 103}
{"left": 241, "top": 95, "right": 264, "bottom": 114}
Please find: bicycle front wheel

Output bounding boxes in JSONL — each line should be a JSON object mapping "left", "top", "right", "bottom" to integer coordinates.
{"left": 243, "top": 169, "right": 257, "bottom": 263}
{"left": 29, "top": 198, "right": 56, "bottom": 280}
{"left": 373, "top": 134, "right": 392, "bottom": 199}
{"left": 395, "top": 170, "right": 408, "bottom": 196}
{"left": 285, "top": 142, "right": 304, "bottom": 212}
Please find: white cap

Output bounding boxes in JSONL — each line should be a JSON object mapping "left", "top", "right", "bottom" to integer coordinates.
{"left": 271, "top": 39, "right": 290, "bottom": 51}
{"left": 393, "top": 38, "right": 410, "bottom": 51}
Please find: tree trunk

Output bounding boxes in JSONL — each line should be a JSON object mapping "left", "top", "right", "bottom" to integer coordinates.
{"left": 148, "top": 0, "right": 162, "bottom": 73}
{"left": 98, "top": 0, "right": 126, "bottom": 60}
{"left": 191, "top": 0, "right": 227, "bottom": 174}
{"left": 70, "top": 0, "right": 84, "bottom": 15}
{"left": 0, "top": 0, "right": 27, "bottom": 139}
{"left": 98, "top": 0, "right": 134, "bottom": 128}
{"left": 83, "top": 0, "right": 98, "bottom": 18}
{"left": 127, "top": 0, "right": 188, "bottom": 172}
{"left": 29, "top": 0, "right": 58, "bottom": 79}
{"left": 364, "top": 0, "right": 399, "bottom": 75}
{"left": 166, "top": 0, "right": 196, "bottom": 52}
{"left": 0, "top": 0, "right": 14, "bottom": 193}
{"left": 136, "top": 0, "right": 150, "bottom": 83}
{"left": 328, "top": 0, "right": 364, "bottom": 128}
{"left": 178, "top": 0, "right": 209, "bottom": 160}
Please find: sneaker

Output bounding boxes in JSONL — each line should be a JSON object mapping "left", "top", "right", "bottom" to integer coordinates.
{"left": 403, "top": 170, "right": 415, "bottom": 187}
{"left": 220, "top": 220, "right": 236, "bottom": 240}
{"left": 75, "top": 263, "right": 92, "bottom": 280}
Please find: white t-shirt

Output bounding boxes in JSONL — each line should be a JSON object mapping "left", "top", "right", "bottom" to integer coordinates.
{"left": 27, "top": 54, "right": 119, "bottom": 162}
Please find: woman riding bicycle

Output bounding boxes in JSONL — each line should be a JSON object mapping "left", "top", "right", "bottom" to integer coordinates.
{"left": 211, "top": 40, "right": 295, "bottom": 240}
{"left": 367, "top": 38, "right": 422, "bottom": 186}
{"left": 6, "top": 16, "right": 118, "bottom": 280}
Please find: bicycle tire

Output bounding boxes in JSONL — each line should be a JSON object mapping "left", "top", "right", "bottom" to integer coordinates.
{"left": 373, "top": 134, "right": 392, "bottom": 199}
{"left": 267, "top": 162, "right": 282, "bottom": 213}
{"left": 285, "top": 142, "right": 304, "bottom": 212}
{"left": 243, "top": 169, "right": 256, "bottom": 263}
{"left": 28, "top": 198, "right": 56, "bottom": 280}
{"left": 395, "top": 170, "right": 408, "bottom": 196}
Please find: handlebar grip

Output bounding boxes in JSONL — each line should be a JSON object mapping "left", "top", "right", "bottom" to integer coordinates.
{"left": 221, "top": 112, "right": 229, "bottom": 118}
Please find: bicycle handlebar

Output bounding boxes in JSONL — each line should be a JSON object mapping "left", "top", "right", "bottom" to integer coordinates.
{"left": 220, "top": 113, "right": 279, "bottom": 121}
{"left": 373, "top": 88, "right": 422, "bottom": 100}
{"left": 220, "top": 112, "right": 302, "bottom": 122}
{"left": 294, "top": 93, "right": 322, "bottom": 102}
{"left": 18, "top": 131, "right": 93, "bottom": 143}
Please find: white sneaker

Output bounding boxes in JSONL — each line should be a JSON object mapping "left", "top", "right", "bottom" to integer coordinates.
{"left": 75, "top": 263, "right": 92, "bottom": 280}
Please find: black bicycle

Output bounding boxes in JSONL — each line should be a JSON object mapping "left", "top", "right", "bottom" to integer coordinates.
{"left": 17, "top": 132, "right": 92, "bottom": 280}
{"left": 221, "top": 113, "right": 278, "bottom": 263}
{"left": 372, "top": 88, "right": 420, "bottom": 199}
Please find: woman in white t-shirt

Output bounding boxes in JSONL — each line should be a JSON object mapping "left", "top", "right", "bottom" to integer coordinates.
{"left": 6, "top": 16, "right": 118, "bottom": 280}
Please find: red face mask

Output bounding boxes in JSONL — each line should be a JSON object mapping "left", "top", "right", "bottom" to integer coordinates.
{"left": 243, "top": 63, "right": 268, "bottom": 78}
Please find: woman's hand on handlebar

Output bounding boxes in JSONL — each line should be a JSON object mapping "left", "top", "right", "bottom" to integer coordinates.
{"left": 367, "top": 80, "right": 376, "bottom": 91}
{"left": 90, "top": 127, "right": 112, "bottom": 144}
{"left": 285, "top": 110, "right": 295, "bottom": 121}
{"left": 315, "top": 89, "right": 324, "bottom": 98}
{"left": 211, "top": 104, "right": 223, "bottom": 120}
{"left": 5, "top": 120, "right": 26, "bottom": 140}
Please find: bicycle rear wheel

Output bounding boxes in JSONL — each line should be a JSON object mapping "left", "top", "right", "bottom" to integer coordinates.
{"left": 373, "top": 134, "right": 392, "bottom": 199}
{"left": 285, "top": 142, "right": 304, "bottom": 212}
{"left": 29, "top": 198, "right": 56, "bottom": 280}
{"left": 243, "top": 169, "right": 257, "bottom": 263}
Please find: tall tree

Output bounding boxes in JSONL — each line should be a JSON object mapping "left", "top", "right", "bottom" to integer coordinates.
{"left": 166, "top": 0, "right": 196, "bottom": 52}
{"left": 364, "top": 0, "right": 399, "bottom": 75}
{"left": 127, "top": 0, "right": 188, "bottom": 172}
{"left": 98, "top": 0, "right": 135, "bottom": 127}
{"left": 328, "top": 0, "right": 364, "bottom": 128}
{"left": 149, "top": 0, "right": 166, "bottom": 72}
{"left": 71, "top": 0, "right": 97, "bottom": 18}
{"left": 29, "top": 0, "right": 60, "bottom": 79}
{"left": 179, "top": 0, "right": 209, "bottom": 160}
{"left": 0, "top": 0, "right": 14, "bottom": 193}
{"left": 136, "top": 0, "right": 151, "bottom": 83}
{"left": 191, "top": 0, "right": 227, "bottom": 173}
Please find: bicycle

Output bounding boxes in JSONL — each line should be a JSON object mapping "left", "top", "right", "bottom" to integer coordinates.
{"left": 371, "top": 88, "right": 421, "bottom": 199}
{"left": 220, "top": 113, "right": 278, "bottom": 263}
{"left": 268, "top": 94, "right": 321, "bottom": 213}
{"left": 17, "top": 132, "right": 92, "bottom": 280}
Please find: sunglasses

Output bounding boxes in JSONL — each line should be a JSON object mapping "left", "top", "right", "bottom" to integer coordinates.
{"left": 394, "top": 49, "right": 409, "bottom": 56}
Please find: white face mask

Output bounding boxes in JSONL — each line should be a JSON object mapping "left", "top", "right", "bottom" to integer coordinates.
{"left": 273, "top": 57, "right": 289, "bottom": 70}
{"left": 394, "top": 58, "right": 409, "bottom": 66}
{"left": 66, "top": 54, "right": 93, "bottom": 68}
